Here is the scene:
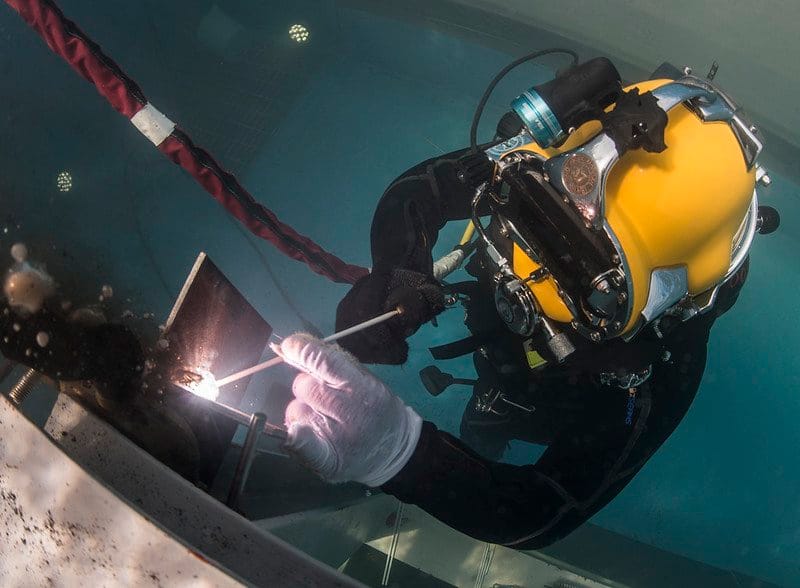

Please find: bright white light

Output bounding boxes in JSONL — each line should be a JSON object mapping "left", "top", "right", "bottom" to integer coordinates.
{"left": 289, "top": 24, "right": 309, "bottom": 43}
{"left": 56, "top": 171, "right": 73, "bottom": 192}
{"left": 181, "top": 367, "right": 220, "bottom": 401}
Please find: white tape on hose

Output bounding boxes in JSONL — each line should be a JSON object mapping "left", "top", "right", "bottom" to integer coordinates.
{"left": 131, "top": 103, "right": 176, "bottom": 146}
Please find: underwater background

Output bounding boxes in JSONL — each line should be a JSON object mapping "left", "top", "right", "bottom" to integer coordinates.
{"left": 1, "top": 0, "right": 799, "bottom": 585}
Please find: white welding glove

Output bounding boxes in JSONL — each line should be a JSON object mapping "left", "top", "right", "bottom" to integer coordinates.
{"left": 273, "top": 333, "right": 422, "bottom": 487}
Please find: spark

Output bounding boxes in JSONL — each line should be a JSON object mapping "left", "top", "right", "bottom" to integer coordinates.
{"left": 174, "top": 367, "right": 220, "bottom": 401}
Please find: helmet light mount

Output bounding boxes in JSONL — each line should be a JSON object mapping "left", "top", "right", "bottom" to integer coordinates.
{"left": 511, "top": 57, "right": 622, "bottom": 149}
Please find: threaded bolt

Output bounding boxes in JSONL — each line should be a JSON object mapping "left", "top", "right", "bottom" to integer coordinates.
{"left": 8, "top": 369, "right": 40, "bottom": 405}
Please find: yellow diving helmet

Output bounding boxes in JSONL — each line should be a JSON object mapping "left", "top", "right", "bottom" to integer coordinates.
{"left": 470, "top": 57, "right": 775, "bottom": 362}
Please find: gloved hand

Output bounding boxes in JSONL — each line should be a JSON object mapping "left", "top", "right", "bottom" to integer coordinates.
{"left": 275, "top": 334, "right": 422, "bottom": 487}
{"left": 336, "top": 268, "right": 445, "bottom": 364}
{"left": 454, "top": 151, "right": 494, "bottom": 189}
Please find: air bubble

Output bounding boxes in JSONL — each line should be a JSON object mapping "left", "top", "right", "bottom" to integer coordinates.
{"left": 3, "top": 267, "right": 56, "bottom": 315}
{"left": 36, "top": 331, "right": 50, "bottom": 348}
{"left": 10, "top": 243, "right": 27, "bottom": 263}
{"left": 68, "top": 307, "right": 106, "bottom": 327}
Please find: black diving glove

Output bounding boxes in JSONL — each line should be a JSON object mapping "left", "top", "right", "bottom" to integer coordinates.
{"left": 455, "top": 151, "right": 494, "bottom": 189}
{"left": 336, "top": 268, "right": 445, "bottom": 364}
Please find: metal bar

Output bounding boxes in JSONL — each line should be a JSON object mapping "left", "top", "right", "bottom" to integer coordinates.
{"left": 474, "top": 543, "right": 496, "bottom": 588}
{"left": 453, "top": 378, "right": 478, "bottom": 386}
{"left": 201, "top": 397, "right": 288, "bottom": 442}
{"left": 381, "top": 501, "right": 404, "bottom": 586}
{"left": 226, "top": 412, "right": 266, "bottom": 508}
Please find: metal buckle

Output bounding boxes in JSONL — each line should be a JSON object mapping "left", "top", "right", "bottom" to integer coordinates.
{"left": 475, "top": 387, "right": 535, "bottom": 415}
{"left": 600, "top": 365, "right": 653, "bottom": 389}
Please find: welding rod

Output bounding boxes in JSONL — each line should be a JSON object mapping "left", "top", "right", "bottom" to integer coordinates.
{"left": 214, "top": 308, "right": 402, "bottom": 388}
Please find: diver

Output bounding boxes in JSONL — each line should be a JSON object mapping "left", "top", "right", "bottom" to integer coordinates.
{"left": 272, "top": 55, "right": 781, "bottom": 549}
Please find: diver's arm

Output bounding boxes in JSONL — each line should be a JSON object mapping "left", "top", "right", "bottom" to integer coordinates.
{"left": 369, "top": 147, "right": 490, "bottom": 274}
{"left": 382, "top": 320, "right": 711, "bottom": 549}
{"left": 336, "top": 147, "right": 489, "bottom": 363}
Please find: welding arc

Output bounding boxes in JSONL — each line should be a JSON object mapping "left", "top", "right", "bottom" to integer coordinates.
{"left": 215, "top": 309, "right": 402, "bottom": 387}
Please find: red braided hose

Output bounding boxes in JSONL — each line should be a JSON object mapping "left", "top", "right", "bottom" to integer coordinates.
{"left": 4, "top": 0, "right": 369, "bottom": 284}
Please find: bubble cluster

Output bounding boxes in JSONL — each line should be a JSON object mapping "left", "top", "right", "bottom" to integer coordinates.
{"left": 289, "top": 24, "right": 310, "bottom": 43}
{"left": 56, "top": 171, "right": 73, "bottom": 193}
{"left": 68, "top": 307, "right": 106, "bottom": 327}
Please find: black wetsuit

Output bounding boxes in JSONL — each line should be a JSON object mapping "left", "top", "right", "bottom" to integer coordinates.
{"left": 343, "top": 148, "right": 746, "bottom": 550}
